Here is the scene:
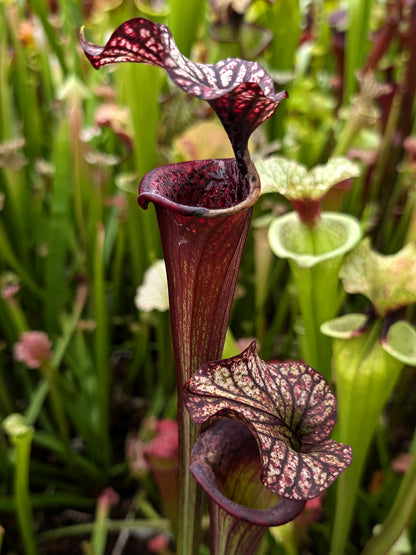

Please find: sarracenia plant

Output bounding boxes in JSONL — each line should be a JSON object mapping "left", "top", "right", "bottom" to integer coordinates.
{"left": 2, "top": 414, "right": 37, "bottom": 555}
{"left": 80, "top": 17, "right": 288, "bottom": 553}
{"left": 257, "top": 156, "right": 362, "bottom": 379}
{"left": 321, "top": 238, "right": 416, "bottom": 554}
{"left": 185, "top": 341, "right": 352, "bottom": 554}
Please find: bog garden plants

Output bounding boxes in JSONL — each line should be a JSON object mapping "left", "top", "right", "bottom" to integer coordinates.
{"left": 0, "top": 1, "right": 416, "bottom": 554}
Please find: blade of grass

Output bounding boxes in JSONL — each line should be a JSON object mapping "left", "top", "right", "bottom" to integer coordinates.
{"left": 0, "top": 293, "right": 28, "bottom": 340}
{"left": 115, "top": 63, "right": 163, "bottom": 281}
{"left": 168, "top": 0, "right": 205, "bottom": 57}
{"left": 343, "top": 0, "right": 372, "bottom": 104}
{"left": 52, "top": 283, "right": 88, "bottom": 368}
{"left": 0, "top": 222, "right": 44, "bottom": 299}
{"left": 36, "top": 518, "right": 170, "bottom": 545}
{"left": 45, "top": 115, "right": 72, "bottom": 332}
{"left": 6, "top": 5, "right": 42, "bottom": 160}
{"left": 93, "top": 222, "right": 111, "bottom": 468}
{"left": 108, "top": 205, "right": 126, "bottom": 316}
{"left": 32, "top": 430, "right": 105, "bottom": 481}
{"left": 0, "top": 492, "right": 93, "bottom": 512}
{"left": 24, "top": 380, "right": 49, "bottom": 427}
{"left": 0, "top": 3, "right": 13, "bottom": 140}
{"left": 0, "top": 355, "right": 13, "bottom": 415}
{"left": 362, "top": 438, "right": 416, "bottom": 555}
{"left": 62, "top": 331, "right": 102, "bottom": 454}
{"left": 27, "top": 0, "right": 68, "bottom": 74}
{"left": 0, "top": 7, "right": 29, "bottom": 262}
{"left": 267, "top": 0, "right": 300, "bottom": 140}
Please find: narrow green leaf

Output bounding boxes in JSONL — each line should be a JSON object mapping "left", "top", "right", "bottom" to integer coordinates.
{"left": 168, "top": 0, "right": 205, "bottom": 57}
{"left": 343, "top": 0, "right": 372, "bottom": 103}
{"left": 0, "top": 222, "right": 44, "bottom": 298}
{"left": 27, "top": 0, "right": 68, "bottom": 73}
{"left": 93, "top": 223, "right": 111, "bottom": 467}
{"left": 45, "top": 116, "right": 72, "bottom": 332}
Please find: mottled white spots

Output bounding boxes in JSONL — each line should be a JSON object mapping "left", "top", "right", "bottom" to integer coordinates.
{"left": 164, "top": 56, "right": 176, "bottom": 68}
{"left": 184, "top": 340, "right": 352, "bottom": 500}
{"left": 139, "top": 28, "right": 151, "bottom": 39}
{"left": 237, "top": 64, "right": 248, "bottom": 82}
{"left": 219, "top": 68, "right": 234, "bottom": 88}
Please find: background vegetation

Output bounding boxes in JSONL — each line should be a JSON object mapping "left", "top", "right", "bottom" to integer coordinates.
{"left": 0, "top": 0, "right": 415, "bottom": 553}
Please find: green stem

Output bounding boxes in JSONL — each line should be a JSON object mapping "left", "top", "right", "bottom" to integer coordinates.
{"left": 333, "top": 117, "right": 362, "bottom": 156}
{"left": 0, "top": 357, "right": 12, "bottom": 415}
{"left": 90, "top": 505, "right": 110, "bottom": 555}
{"left": 27, "top": 0, "right": 68, "bottom": 73}
{"left": 40, "top": 362, "right": 69, "bottom": 447}
{"left": 266, "top": 0, "right": 300, "bottom": 141}
{"left": 116, "top": 63, "right": 163, "bottom": 280}
{"left": 289, "top": 253, "right": 342, "bottom": 379}
{"left": 15, "top": 435, "right": 37, "bottom": 554}
{"left": 168, "top": 0, "right": 205, "bottom": 56}
{"left": 330, "top": 321, "right": 404, "bottom": 554}
{"left": 343, "top": 0, "right": 372, "bottom": 103}
{"left": 71, "top": 102, "right": 87, "bottom": 263}
{"left": 0, "top": 222, "right": 44, "bottom": 299}
{"left": 368, "top": 89, "right": 402, "bottom": 210}
{"left": 3, "top": 416, "right": 38, "bottom": 555}
{"left": 93, "top": 223, "right": 111, "bottom": 468}
{"left": 36, "top": 518, "right": 169, "bottom": 545}
{"left": 45, "top": 116, "right": 72, "bottom": 332}
{"left": 268, "top": 212, "right": 361, "bottom": 378}
{"left": 253, "top": 221, "right": 274, "bottom": 346}
{"left": 0, "top": 492, "right": 93, "bottom": 512}
{"left": 361, "top": 440, "right": 416, "bottom": 555}
{"left": 176, "top": 401, "right": 204, "bottom": 555}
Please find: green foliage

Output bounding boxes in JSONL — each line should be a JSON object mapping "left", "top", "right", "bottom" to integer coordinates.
{"left": 0, "top": 0, "right": 415, "bottom": 554}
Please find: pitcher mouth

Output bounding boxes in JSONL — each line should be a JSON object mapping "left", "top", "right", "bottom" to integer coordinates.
{"left": 138, "top": 158, "right": 260, "bottom": 218}
{"left": 189, "top": 419, "right": 306, "bottom": 526}
{"left": 268, "top": 212, "right": 362, "bottom": 269}
{"left": 80, "top": 17, "right": 286, "bottom": 220}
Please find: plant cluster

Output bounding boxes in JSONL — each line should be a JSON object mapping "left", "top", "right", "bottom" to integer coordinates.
{"left": 0, "top": 1, "right": 416, "bottom": 554}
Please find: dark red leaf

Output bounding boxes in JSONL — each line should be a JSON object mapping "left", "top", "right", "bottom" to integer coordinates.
{"left": 80, "top": 18, "right": 287, "bottom": 158}
{"left": 184, "top": 341, "right": 352, "bottom": 500}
